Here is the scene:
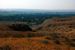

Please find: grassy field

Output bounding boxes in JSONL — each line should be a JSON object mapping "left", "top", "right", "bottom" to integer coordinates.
{"left": 0, "top": 17, "right": 75, "bottom": 50}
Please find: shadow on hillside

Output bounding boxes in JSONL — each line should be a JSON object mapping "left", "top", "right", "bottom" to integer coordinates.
{"left": 8, "top": 24, "right": 32, "bottom": 31}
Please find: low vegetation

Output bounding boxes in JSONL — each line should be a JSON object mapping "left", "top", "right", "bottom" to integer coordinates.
{"left": 8, "top": 24, "right": 32, "bottom": 31}
{"left": 39, "top": 39, "right": 49, "bottom": 44}
{"left": 0, "top": 45, "right": 11, "bottom": 50}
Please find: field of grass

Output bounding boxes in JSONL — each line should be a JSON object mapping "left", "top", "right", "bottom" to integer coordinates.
{"left": 0, "top": 17, "right": 75, "bottom": 50}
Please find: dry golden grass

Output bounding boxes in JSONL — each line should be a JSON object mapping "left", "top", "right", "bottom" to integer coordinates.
{"left": 0, "top": 37, "right": 74, "bottom": 50}
{"left": 0, "top": 17, "right": 75, "bottom": 50}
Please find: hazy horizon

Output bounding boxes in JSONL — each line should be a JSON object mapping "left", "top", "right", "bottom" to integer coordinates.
{"left": 0, "top": 9, "right": 75, "bottom": 12}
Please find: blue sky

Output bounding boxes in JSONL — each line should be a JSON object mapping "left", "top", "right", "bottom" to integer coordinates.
{"left": 0, "top": 0, "right": 75, "bottom": 10}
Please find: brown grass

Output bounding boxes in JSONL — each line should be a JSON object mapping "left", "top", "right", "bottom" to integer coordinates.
{"left": 0, "top": 17, "right": 75, "bottom": 50}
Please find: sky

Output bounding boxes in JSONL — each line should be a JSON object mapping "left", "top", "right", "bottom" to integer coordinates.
{"left": 0, "top": 0, "right": 75, "bottom": 10}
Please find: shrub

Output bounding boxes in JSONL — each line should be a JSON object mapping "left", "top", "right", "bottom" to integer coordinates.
{"left": 40, "top": 40, "right": 49, "bottom": 44}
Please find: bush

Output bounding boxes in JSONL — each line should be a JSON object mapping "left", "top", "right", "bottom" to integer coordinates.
{"left": 40, "top": 40, "right": 49, "bottom": 44}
